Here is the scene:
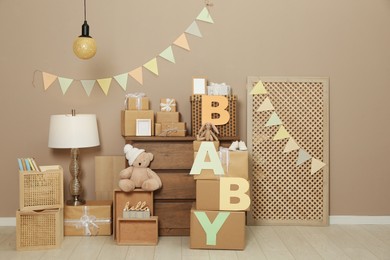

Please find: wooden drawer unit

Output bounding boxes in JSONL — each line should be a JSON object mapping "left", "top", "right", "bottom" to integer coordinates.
{"left": 124, "top": 136, "right": 237, "bottom": 236}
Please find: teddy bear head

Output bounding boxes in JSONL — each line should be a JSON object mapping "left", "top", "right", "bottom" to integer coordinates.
{"left": 124, "top": 144, "right": 154, "bottom": 168}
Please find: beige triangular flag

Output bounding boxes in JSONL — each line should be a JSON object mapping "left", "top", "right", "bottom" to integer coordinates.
{"left": 129, "top": 67, "right": 143, "bottom": 85}
{"left": 173, "top": 33, "right": 190, "bottom": 51}
{"left": 257, "top": 97, "right": 274, "bottom": 111}
{"left": 97, "top": 78, "right": 112, "bottom": 96}
{"left": 250, "top": 80, "right": 268, "bottom": 95}
{"left": 310, "top": 158, "right": 326, "bottom": 175}
{"left": 273, "top": 125, "right": 290, "bottom": 140}
{"left": 42, "top": 72, "right": 57, "bottom": 90}
{"left": 143, "top": 58, "right": 159, "bottom": 76}
{"left": 283, "top": 138, "right": 300, "bottom": 153}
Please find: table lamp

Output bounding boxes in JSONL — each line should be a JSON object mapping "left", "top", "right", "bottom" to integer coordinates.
{"left": 48, "top": 110, "right": 100, "bottom": 206}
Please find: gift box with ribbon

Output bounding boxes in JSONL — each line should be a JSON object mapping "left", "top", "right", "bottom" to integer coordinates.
{"left": 207, "top": 82, "right": 231, "bottom": 96}
{"left": 155, "top": 122, "right": 186, "bottom": 137}
{"left": 125, "top": 93, "right": 149, "bottom": 110}
{"left": 64, "top": 200, "right": 112, "bottom": 236}
{"left": 160, "top": 98, "right": 176, "bottom": 112}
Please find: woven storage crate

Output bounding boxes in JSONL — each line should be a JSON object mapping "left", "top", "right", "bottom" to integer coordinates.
{"left": 19, "top": 165, "right": 64, "bottom": 211}
{"left": 190, "top": 95, "right": 237, "bottom": 137}
{"left": 16, "top": 208, "right": 63, "bottom": 251}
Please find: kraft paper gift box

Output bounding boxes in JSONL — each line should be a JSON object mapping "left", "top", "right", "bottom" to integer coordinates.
{"left": 64, "top": 200, "right": 112, "bottom": 236}
{"left": 190, "top": 204, "right": 245, "bottom": 250}
{"left": 121, "top": 110, "right": 154, "bottom": 136}
{"left": 160, "top": 98, "right": 176, "bottom": 112}
{"left": 196, "top": 178, "right": 250, "bottom": 211}
{"left": 155, "top": 111, "right": 179, "bottom": 123}
{"left": 193, "top": 149, "right": 249, "bottom": 180}
{"left": 155, "top": 122, "right": 186, "bottom": 137}
{"left": 125, "top": 93, "right": 149, "bottom": 110}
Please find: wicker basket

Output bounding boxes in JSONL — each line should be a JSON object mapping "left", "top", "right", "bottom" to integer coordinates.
{"left": 16, "top": 208, "right": 63, "bottom": 251}
{"left": 19, "top": 165, "right": 64, "bottom": 211}
{"left": 190, "top": 95, "right": 237, "bottom": 137}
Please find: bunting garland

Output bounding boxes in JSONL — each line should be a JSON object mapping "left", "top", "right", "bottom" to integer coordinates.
{"left": 251, "top": 80, "right": 327, "bottom": 175}
{"left": 38, "top": 6, "right": 214, "bottom": 95}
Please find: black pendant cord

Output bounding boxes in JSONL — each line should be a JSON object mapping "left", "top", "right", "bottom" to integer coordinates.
{"left": 84, "top": 0, "right": 87, "bottom": 22}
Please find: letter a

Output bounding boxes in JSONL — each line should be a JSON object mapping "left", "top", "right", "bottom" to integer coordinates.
{"left": 194, "top": 211, "right": 230, "bottom": 245}
{"left": 190, "top": 142, "right": 224, "bottom": 176}
{"left": 201, "top": 95, "right": 230, "bottom": 126}
{"left": 220, "top": 177, "right": 251, "bottom": 210}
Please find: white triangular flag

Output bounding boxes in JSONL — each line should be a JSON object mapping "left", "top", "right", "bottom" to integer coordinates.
{"left": 257, "top": 97, "right": 274, "bottom": 111}
{"left": 283, "top": 138, "right": 300, "bottom": 153}
{"left": 310, "top": 158, "right": 326, "bottom": 175}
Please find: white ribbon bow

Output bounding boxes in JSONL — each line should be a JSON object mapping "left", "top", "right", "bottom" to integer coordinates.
{"left": 160, "top": 98, "right": 176, "bottom": 112}
{"left": 219, "top": 147, "right": 230, "bottom": 174}
{"left": 124, "top": 92, "right": 146, "bottom": 110}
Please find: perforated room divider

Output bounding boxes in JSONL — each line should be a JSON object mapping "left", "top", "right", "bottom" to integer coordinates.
{"left": 246, "top": 77, "right": 329, "bottom": 226}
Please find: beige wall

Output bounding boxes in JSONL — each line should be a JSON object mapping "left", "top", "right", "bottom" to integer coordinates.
{"left": 1, "top": 0, "right": 389, "bottom": 217}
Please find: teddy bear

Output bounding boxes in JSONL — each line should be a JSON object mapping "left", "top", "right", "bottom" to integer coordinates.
{"left": 118, "top": 144, "right": 162, "bottom": 192}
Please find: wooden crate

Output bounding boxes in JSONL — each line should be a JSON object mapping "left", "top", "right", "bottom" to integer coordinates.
{"left": 190, "top": 95, "right": 237, "bottom": 137}
{"left": 19, "top": 165, "right": 64, "bottom": 211}
{"left": 116, "top": 216, "right": 158, "bottom": 245}
{"left": 113, "top": 189, "right": 153, "bottom": 239}
{"left": 16, "top": 208, "right": 63, "bottom": 251}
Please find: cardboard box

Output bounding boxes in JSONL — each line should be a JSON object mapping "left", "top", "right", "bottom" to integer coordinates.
{"left": 193, "top": 141, "right": 219, "bottom": 152}
{"left": 64, "top": 200, "right": 112, "bottom": 236}
{"left": 196, "top": 179, "right": 250, "bottom": 211}
{"left": 190, "top": 205, "right": 245, "bottom": 250}
{"left": 16, "top": 208, "right": 63, "bottom": 251}
{"left": 113, "top": 189, "right": 154, "bottom": 239}
{"left": 193, "top": 150, "right": 248, "bottom": 180}
{"left": 160, "top": 98, "right": 176, "bottom": 112}
{"left": 155, "top": 122, "right": 186, "bottom": 137}
{"left": 126, "top": 97, "right": 149, "bottom": 110}
{"left": 121, "top": 110, "right": 154, "bottom": 136}
{"left": 116, "top": 216, "right": 158, "bottom": 245}
{"left": 155, "top": 111, "right": 179, "bottom": 123}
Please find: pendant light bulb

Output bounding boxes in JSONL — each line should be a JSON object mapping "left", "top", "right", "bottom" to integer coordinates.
{"left": 73, "top": 0, "right": 96, "bottom": 60}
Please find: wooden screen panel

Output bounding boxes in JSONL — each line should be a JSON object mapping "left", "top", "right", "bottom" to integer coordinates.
{"left": 247, "top": 77, "right": 329, "bottom": 226}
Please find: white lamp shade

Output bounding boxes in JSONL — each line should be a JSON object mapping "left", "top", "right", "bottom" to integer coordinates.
{"left": 48, "top": 114, "right": 100, "bottom": 148}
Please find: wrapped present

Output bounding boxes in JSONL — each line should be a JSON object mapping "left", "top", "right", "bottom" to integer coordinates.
{"left": 64, "top": 200, "right": 112, "bottom": 236}
{"left": 207, "top": 82, "right": 231, "bottom": 96}
{"left": 156, "top": 111, "right": 179, "bottom": 123}
{"left": 155, "top": 122, "right": 186, "bottom": 137}
{"left": 193, "top": 148, "right": 248, "bottom": 180}
{"left": 160, "top": 98, "right": 177, "bottom": 112}
{"left": 121, "top": 110, "right": 154, "bottom": 136}
{"left": 125, "top": 93, "right": 149, "bottom": 110}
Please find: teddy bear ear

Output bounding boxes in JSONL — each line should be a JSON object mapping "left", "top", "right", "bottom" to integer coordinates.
{"left": 148, "top": 153, "right": 154, "bottom": 161}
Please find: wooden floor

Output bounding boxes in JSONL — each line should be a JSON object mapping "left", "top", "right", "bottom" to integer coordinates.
{"left": 1, "top": 225, "right": 390, "bottom": 260}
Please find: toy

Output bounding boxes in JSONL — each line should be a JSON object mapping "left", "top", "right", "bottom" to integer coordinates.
{"left": 196, "top": 122, "right": 219, "bottom": 141}
{"left": 118, "top": 144, "right": 162, "bottom": 192}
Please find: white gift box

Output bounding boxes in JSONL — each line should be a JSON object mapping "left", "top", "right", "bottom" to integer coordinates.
{"left": 207, "top": 82, "right": 231, "bottom": 95}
